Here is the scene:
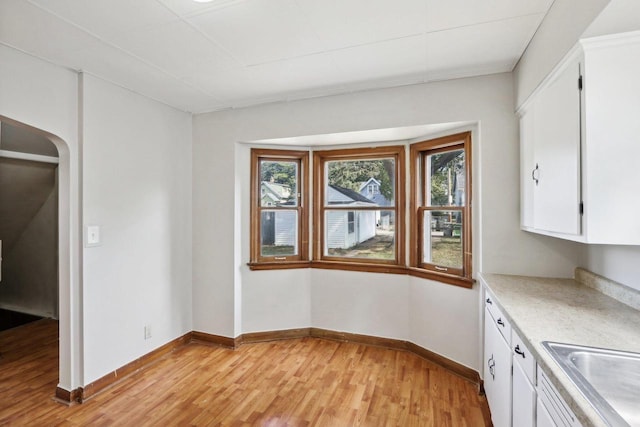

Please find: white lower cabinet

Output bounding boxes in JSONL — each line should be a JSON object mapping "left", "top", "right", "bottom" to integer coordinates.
{"left": 483, "top": 282, "right": 582, "bottom": 427}
{"left": 536, "top": 397, "right": 556, "bottom": 427}
{"left": 484, "top": 306, "right": 512, "bottom": 427}
{"left": 513, "top": 356, "right": 536, "bottom": 426}
{"left": 537, "top": 369, "right": 582, "bottom": 427}
{"left": 512, "top": 330, "right": 537, "bottom": 427}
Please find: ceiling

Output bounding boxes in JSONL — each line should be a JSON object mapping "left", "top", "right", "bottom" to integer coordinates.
{"left": 0, "top": 0, "right": 555, "bottom": 114}
{"left": 250, "top": 122, "right": 474, "bottom": 147}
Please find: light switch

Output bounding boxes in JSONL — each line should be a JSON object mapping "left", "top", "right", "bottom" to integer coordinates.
{"left": 86, "top": 225, "right": 101, "bottom": 247}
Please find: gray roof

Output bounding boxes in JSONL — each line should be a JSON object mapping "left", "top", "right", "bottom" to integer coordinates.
{"left": 328, "top": 184, "right": 376, "bottom": 204}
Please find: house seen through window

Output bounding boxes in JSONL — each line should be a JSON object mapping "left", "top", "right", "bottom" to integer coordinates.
{"left": 323, "top": 158, "right": 395, "bottom": 260}
{"left": 314, "top": 145, "right": 405, "bottom": 269}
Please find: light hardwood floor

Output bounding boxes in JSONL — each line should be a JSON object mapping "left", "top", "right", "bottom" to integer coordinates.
{"left": 0, "top": 319, "right": 491, "bottom": 426}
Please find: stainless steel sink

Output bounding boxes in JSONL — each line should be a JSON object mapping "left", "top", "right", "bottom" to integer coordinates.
{"left": 543, "top": 342, "right": 640, "bottom": 427}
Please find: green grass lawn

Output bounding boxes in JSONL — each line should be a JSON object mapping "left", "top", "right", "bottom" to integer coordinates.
{"left": 430, "top": 236, "right": 462, "bottom": 267}
{"left": 327, "top": 231, "right": 395, "bottom": 260}
{"left": 262, "top": 245, "right": 296, "bottom": 256}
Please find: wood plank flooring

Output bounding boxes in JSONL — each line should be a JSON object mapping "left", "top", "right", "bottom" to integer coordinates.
{"left": 0, "top": 320, "right": 491, "bottom": 426}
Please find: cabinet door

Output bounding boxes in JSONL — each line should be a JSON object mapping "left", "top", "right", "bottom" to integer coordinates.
{"left": 483, "top": 308, "right": 495, "bottom": 404}
{"left": 532, "top": 57, "right": 582, "bottom": 235}
{"left": 484, "top": 308, "right": 511, "bottom": 427}
{"left": 536, "top": 397, "right": 556, "bottom": 427}
{"left": 513, "top": 358, "right": 536, "bottom": 427}
{"left": 520, "top": 109, "right": 535, "bottom": 229}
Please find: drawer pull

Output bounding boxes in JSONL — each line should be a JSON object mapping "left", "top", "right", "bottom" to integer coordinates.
{"left": 485, "top": 298, "right": 492, "bottom": 305}
{"left": 497, "top": 318, "right": 505, "bottom": 327}
{"left": 514, "top": 345, "right": 525, "bottom": 358}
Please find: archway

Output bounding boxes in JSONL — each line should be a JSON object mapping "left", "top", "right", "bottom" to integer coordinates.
{"left": 0, "top": 115, "right": 80, "bottom": 400}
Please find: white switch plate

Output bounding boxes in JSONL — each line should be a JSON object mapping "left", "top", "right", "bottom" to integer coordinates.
{"left": 85, "top": 225, "right": 101, "bottom": 247}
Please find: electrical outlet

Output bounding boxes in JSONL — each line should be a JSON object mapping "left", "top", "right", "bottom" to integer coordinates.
{"left": 144, "top": 325, "right": 152, "bottom": 340}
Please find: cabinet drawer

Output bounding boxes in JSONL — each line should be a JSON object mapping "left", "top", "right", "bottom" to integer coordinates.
{"left": 512, "top": 329, "right": 536, "bottom": 385}
{"left": 485, "top": 290, "right": 511, "bottom": 343}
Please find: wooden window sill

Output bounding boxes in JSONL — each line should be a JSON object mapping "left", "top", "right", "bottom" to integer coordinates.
{"left": 247, "top": 261, "right": 311, "bottom": 271}
{"left": 406, "top": 267, "right": 475, "bottom": 289}
{"left": 310, "top": 260, "right": 407, "bottom": 275}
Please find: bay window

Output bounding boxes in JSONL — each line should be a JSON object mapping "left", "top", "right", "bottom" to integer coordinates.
{"left": 249, "top": 132, "right": 471, "bottom": 285}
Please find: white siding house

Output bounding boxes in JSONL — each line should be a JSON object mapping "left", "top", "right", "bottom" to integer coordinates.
{"left": 358, "top": 177, "right": 393, "bottom": 230}
{"left": 274, "top": 211, "right": 296, "bottom": 247}
{"left": 326, "top": 185, "right": 377, "bottom": 250}
{"left": 260, "top": 182, "right": 296, "bottom": 248}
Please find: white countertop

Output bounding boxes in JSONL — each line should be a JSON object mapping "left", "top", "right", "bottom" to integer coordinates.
{"left": 479, "top": 271, "right": 640, "bottom": 427}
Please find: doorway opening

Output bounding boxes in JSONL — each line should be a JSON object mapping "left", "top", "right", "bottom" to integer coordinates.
{"left": 0, "top": 115, "right": 75, "bottom": 403}
{"left": 0, "top": 120, "right": 59, "bottom": 330}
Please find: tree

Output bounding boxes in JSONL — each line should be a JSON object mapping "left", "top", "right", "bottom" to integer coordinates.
{"left": 260, "top": 161, "right": 297, "bottom": 191}
{"left": 328, "top": 159, "right": 395, "bottom": 202}
{"left": 429, "top": 151, "right": 464, "bottom": 206}
{"left": 377, "top": 160, "right": 394, "bottom": 201}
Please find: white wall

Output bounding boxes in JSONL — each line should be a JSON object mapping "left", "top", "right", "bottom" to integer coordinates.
{"left": 0, "top": 44, "right": 81, "bottom": 392}
{"left": 409, "top": 277, "right": 480, "bottom": 369}
{"left": 514, "top": 0, "right": 610, "bottom": 107}
{"left": 1, "top": 46, "right": 194, "bottom": 388}
{"left": 1, "top": 177, "right": 58, "bottom": 318}
{"left": 193, "top": 72, "right": 580, "bottom": 371}
{"left": 579, "top": 246, "right": 640, "bottom": 291}
{"left": 243, "top": 268, "right": 311, "bottom": 333}
{"left": 81, "top": 74, "right": 193, "bottom": 384}
{"left": 312, "top": 270, "right": 410, "bottom": 341}
{"left": 583, "top": 0, "right": 640, "bottom": 37}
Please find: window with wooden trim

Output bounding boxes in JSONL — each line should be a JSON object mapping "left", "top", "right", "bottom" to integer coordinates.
{"left": 313, "top": 146, "right": 405, "bottom": 273}
{"left": 249, "top": 149, "right": 309, "bottom": 269}
{"left": 410, "top": 132, "right": 472, "bottom": 287}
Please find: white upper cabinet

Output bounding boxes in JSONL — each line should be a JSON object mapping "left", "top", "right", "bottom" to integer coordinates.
{"left": 521, "top": 53, "right": 582, "bottom": 235}
{"left": 518, "top": 31, "right": 640, "bottom": 244}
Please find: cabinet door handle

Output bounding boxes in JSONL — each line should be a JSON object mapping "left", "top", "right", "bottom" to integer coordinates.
{"left": 532, "top": 163, "right": 539, "bottom": 186}
{"left": 488, "top": 357, "right": 496, "bottom": 379}
{"left": 497, "top": 318, "right": 505, "bottom": 327}
{"left": 485, "top": 297, "right": 492, "bottom": 305}
{"left": 514, "top": 345, "right": 525, "bottom": 358}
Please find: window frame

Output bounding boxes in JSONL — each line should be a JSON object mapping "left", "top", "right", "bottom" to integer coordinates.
{"left": 409, "top": 132, "right": 473, "bottom": 288}
{"left": 249, "top": 148, "right": 309, "bottom": 270}
{"left": 313, "top": 145, "right": 406, "bottom": 274}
